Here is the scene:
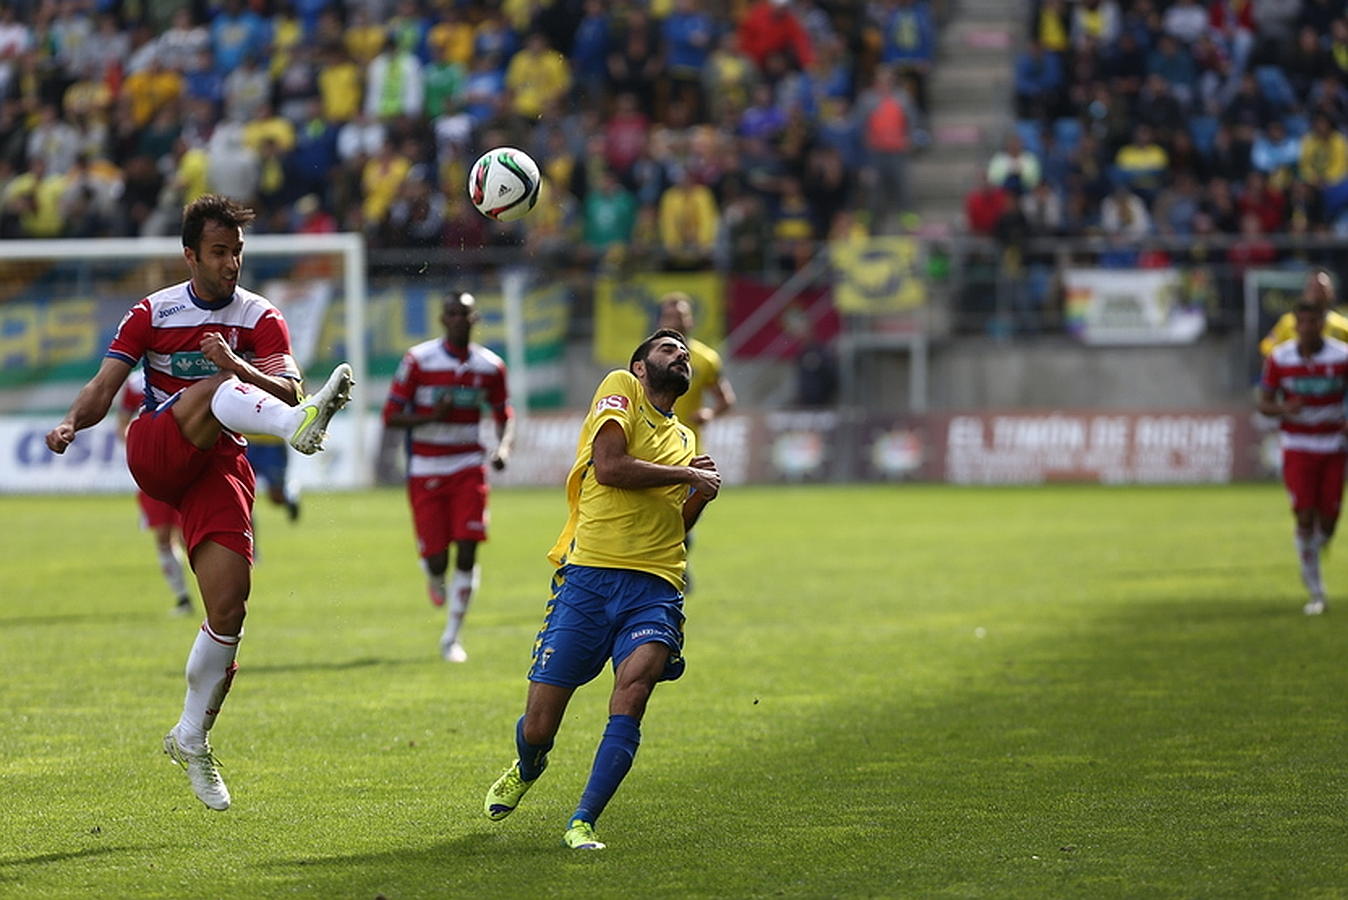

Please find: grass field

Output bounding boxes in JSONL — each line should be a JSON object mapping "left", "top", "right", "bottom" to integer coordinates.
{"left": 2, "top": 483, "right": 1346, "bottom": 899}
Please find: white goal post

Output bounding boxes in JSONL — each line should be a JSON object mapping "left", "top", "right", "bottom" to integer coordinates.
{"left": 0, "top": 233, "right": 371, "bottom": 487}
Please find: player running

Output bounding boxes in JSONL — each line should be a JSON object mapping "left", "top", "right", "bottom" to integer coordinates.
{"left": 117, "top": 368, "right": 193, "bottom": 616}
{"left": 484, "top": 328, "right": 720, "bottom": 850}
{"left": 1258, "top": 298, "right": 1348, "bottom": 615}
{"left": 45, "top": 194, "right": 353, "bottom": 810}
{"left": 382, "top": 291, "right": 513, "bottom": 663}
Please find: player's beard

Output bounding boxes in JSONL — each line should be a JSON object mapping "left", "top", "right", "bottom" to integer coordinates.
{"left": 647, "top": 359, "right": 691, "bottom": 398}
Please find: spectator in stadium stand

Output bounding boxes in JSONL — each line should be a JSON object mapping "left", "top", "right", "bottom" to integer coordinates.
{"left": 1033, "top": 0, "right": 1071, "bottom": 54}
{"left": 703, "top": 31, "right": 759, "bottom": 122}
{"left": 662, "top": 0, "right": 715, "bottom": 119}
{"left": 658, "top": 164, "right": 719, "bottom": 271}
{"left": 606, "top": 9, "right": 662, "bottom": 114}
{"left": 1070, "top": 0, "right": 1120, "bottom": 48}
{"left": 1253, "top": 119, "right": 1304, "bottom": 180}
{"left": 210, "top": 0, "right": 268, "bottom": 74}
{"left": 1099, "top": 182, "right": 1152, "bottom": 238}
{"left": 1153, "top": 171, "right": 1203, "bottom": 235}
{"left": 506, "top": 32, "right": 571, "bottom": 123}
{"left": 1226, "top": 211, "right": 1279, "bottom": 274}
{"left": 570, "top": 0, "right": 611, "bottom": 103}
{"left": 1014, "top": 40, "right": 1064, "bottom": 119}
{"left": 1299, "top": 112, "right": 1348, "bottom": 188}
{"left": 1020, "top": 179, "right": 1064, "bottom": 237}
{"left": 583, "top": 168, "right": 638, "bottom": 260}
{"left": 1239, "top": 169, "right": 1289, "bottom": 233}
{"left": 364, "top": 36, "right": 425, "bottom": 121}
{"left": 1146, "top": 34, "right": 1198, "bottom": 107}
{"left": 856, "top": 63, "right": 916, "bottom": 234}
{"left": 964, "top": 173, "right": 1013, "bottom": 238}
{"left": 878, "top": 0, "right": 937, "bottom": 114}
{"left": 45, "top": 194, "right": 354, "bottom": 813}
{"left": 1254, "top": 0, "right": 1305, "bottom": 57}
{"left": 222, "top": 52, "right": 271, "bottom": 124}
{"left": 986, "top": 133, "right": 1041, "bottom": 195}
{"left": 738, "top": 0, "right": 814, "bottom": 71}
{"left": 382, "top": 290, "right": 513, "bottom": 663}
{"left": 1113, "top": 124, "right": 1169, "bottom": 203}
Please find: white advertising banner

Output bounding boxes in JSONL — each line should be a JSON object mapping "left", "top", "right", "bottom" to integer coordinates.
{"left": 0, "top": 414, "right": 379, "bottom": 493}
{"left": 1064, "top": 268, "right": 1206, "bottom": 345}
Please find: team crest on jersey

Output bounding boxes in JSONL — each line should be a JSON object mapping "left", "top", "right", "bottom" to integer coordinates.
{"left": 596, "top": 394, "right": 629, "bottom": 413}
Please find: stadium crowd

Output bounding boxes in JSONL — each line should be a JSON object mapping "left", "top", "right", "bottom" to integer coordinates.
{"left": 975, "top": 0, "right": 1348, "bottom": 264}
{"left": 0, "top": 0, "right": 943, "bottom": 271}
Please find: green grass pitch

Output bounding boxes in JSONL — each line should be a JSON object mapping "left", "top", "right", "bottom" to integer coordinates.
{"left": 2, "top": 484, "right": 1346, "bottom": 898}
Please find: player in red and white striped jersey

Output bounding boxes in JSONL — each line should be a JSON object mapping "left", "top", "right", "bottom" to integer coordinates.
{"left": 1258, "top": 299, "right": 1348, "bottom": 615}
{"left": 117, "top": 369, "right": 192, "bottom": 616}
{"left": 45, "top": 195, "right": 354, "bottom": 811}
{"left": 383, "top": 291, "right": 514, "bottom": 662}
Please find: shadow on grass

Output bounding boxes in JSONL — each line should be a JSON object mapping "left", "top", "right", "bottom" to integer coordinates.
{"left": 0, "top": 845, "right": 150, "bottom": 883}
{"left": 242, "top": 656, "right": 426, "bottom": 676}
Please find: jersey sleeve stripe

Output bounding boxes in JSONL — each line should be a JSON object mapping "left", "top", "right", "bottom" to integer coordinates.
{"left": 106, "top": 350, "right": 138, "bottom": 365}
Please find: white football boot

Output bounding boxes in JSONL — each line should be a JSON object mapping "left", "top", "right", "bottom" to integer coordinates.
{"left": 163, "top": 728, "right": 231, "bottom": 811}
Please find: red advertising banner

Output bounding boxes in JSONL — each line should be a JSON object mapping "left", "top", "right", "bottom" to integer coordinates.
{"left": 927, "top": 411, "right": 1263, "bottom": 485}
{"left": 725, "top": 277, "right": 840, "bottom": 359}
{"left": 370, "top": 409, "right": 1267, "bottom": 489}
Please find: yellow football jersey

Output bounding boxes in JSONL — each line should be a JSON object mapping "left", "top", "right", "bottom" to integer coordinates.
{"left": 548, "top": 370, "right": 696, "bottom": 590}
{"left": 1259, "top": 308, "right": 1348, "bottom": 356}
{"left": 670, "top": 337, "right": 722, "bottom": 453}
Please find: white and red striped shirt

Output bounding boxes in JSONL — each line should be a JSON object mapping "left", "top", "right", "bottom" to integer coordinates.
{"left": 383, "top": 339, "right": 510, "bottom": 477}
{"left": 107, "top": 280, "right": 300, "bottom": 423}
{"left": 1262, "top": 337, "right": 1348, "bottom": 453}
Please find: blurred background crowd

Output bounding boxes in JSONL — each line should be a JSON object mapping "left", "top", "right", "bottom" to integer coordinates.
{"left": 0, "top": 0, "right": 945, "bottom": 273}
{"left": 980, "top": 0, "right": 1348, "bottom": 267}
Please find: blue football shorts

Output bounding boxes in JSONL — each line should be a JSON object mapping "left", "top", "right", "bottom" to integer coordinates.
{"left": 528, "top": 564, "right": 686, "bottom": 688}
{"left": 245, "top": 442, "right": 288, "bottom": 488}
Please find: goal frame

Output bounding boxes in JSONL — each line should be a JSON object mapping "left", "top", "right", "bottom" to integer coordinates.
{"left": 0, "top": 234, "right": 372, "bottom": 486}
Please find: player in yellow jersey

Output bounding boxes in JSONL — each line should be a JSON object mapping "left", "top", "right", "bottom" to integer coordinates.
{"left": 657, "top": 292, "right": 735, "bottom": 591}
{"left": 1259, "top": 269, "right": 1348, "bottom": 357}
{"left": 484, "top": 328, "right": 721, "bottom": 851}
{"left": 657, "top": 292, "right": 736, "bottom": 452}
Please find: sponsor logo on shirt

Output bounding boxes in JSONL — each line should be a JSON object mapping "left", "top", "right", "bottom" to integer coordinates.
{"left": 157, "top": 304, "right": 187, "bottom": 319}
{"left": 170, "top": 351, "right": 220, "bottom": 377}
{"left": 596, "top": 394, "right": 629, "bottom": 413}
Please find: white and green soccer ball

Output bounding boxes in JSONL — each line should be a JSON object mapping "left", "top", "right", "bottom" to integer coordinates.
{"left": 467, "top": 146, "right": 541, "bottom": 222}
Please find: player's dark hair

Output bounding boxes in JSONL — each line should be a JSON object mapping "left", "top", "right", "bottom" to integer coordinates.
{"left": 629, "top": 328, "right": 687, "bottom": 370}
{"left": 182, "top": 194, "right": 255, "bottom": 251}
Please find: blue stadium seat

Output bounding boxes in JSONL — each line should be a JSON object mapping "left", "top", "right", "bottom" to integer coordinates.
{"left": 1284, "top": 113, "right": 1310, "bottom": 138}
{"left": 1189, "top": 115, "right": 1219, "bottom": 154}
{"left": 1053, "top": 117, "right": 1082, "bottom": 152}
{"left": 1255, "top": 66, "right": 1296, "bottom": 110}
{"left": 1323, "top": 178, "right": 1348, "bottom": 219}
{"left": 1015, "top": 119, "right": 1043, "bottom": 155}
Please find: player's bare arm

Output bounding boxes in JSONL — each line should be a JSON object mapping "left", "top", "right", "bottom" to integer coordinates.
{"left": 591, "top": 421, "right": 721, "bottom": 495}
{"left": 1257, "top": 387, "right": 1302, "bottom": 418}
{"left": 697, "top": 376, "right": 736, "bottom": 426}
{"left": 491, "top": 408, "right": 515, "bottom": 471}
{"left": 46, "top": 357, "right": 133, "bottom": 453}
{"left": 199, "top": 333, "right": 299, "bottom": 405}
{"left": 682, "top": 455, "right": 720, "bottom": 531}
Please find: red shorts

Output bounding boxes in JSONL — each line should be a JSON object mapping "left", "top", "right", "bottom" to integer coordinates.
{"left": 126, "top": 408, "right": 256, "bottom": 562}
{"left": 136, "top": 490, "right": 179, "bottom": 530}
{"left": 408, "top": 467, "right": 488, "bottom": 557}
{"left": 1283, "top": 449, "right": 1348, "bottom": 520}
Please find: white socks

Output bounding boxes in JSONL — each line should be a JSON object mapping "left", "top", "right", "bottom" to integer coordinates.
{"left": 157, "top": 543, "right": 188, "bottom": 599}
{"left": 176, "top": 622, "right": 240, "bottom": 749}
{"left": 442, "top": 566, "right": 480, "bottom": 646}
{"left": 210, "top": 378, "right": 302, "bottom": 438}
{"left": 1297, "top": 529, "right": 1326, "bottom": 603}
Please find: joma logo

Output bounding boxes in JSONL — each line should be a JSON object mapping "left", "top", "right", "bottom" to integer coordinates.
{"left": 157, "top": 304, "right": 187, "bottom": 319}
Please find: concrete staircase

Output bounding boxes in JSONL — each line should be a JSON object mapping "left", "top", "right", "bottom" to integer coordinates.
{"left": 908, "top": 0, "right": 1025, "bottom": 231}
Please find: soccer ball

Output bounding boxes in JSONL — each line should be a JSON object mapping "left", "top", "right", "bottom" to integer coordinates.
{"left": 467, "top": 147, "right": 541, "bottom": 222}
